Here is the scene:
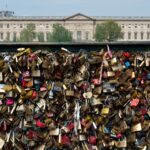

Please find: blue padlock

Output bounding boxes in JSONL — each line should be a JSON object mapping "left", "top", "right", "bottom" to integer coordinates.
{"left": 125, "top": 61, "right": 131, "bottom": 68}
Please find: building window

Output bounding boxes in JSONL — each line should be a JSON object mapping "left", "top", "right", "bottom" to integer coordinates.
{"left": 46, "top": 24, "right": 49, "bottom": 28}
{"left": 39, "top": 24, "right": 43, "bottom": 28}
{"left": 46, "top": 32, "right": 50, "bottom": 41}
{"left": 128, "top": 24, "right": 132, "bottom": 29}
{"left": 7, "top": 24, "right": 9, "bottom": 28}
{"left": 121, "top": 24, "right": 124, "bottom": 28}
{"left": 6, "top": 32, "right": 10, "bottom": 41}
{"left": 128, "top": 32, "right": 131, "bottom": 40}
{"left": 0, "top": 33, "right": 3, "bottom": 40}
{"left": 70, "top": 31, "right": 73, "bottom": 37}
{"left": 141, "top": 24, "right": 143, "bottom": 28}
{"left": 122, "top": 32, "right": 125, "bottom": 39}
{"left": 148, "top": 24, "right": 150, "bottom": 28}
{"left": 85, "top": 31, "right": 89, "bottom": 40}
{"left": 0, "top": 24, "right": 3, "bottom": 28}
{"left": 135, "top": 24, "right": 137, "bottom": 28}
{"left": 77, "top": 31, "right": 82, "bottom": 40}
{"left": 147, "top": 32, "right": 150, "bottom": 39}
{"left": 134, "top": 32, "right": 137, "bottom": 40}
{"left": 20, "top": 24, "right": 23, "bottom": 28}
{"left": 37, "top": 32, "right": 44, "bottom": 42}
{"left": 141, "top": 32, "right": 144, "bottom": 40}
{"left": 33, "top": 33, "right": 36, "bottom": 39}
{"left": 13, "top": 32, "right": 17, "bottom": 42}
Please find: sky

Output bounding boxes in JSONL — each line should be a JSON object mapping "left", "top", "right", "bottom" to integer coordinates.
{"left": 0, "top": 0, "right": 150, "bottom": 16}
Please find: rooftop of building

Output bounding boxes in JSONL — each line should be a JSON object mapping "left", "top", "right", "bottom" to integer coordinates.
{"left": 0, "top": 11, "right": 150, "bottom": 21}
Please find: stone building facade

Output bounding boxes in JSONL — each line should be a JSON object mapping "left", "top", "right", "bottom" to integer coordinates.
{"left": 0, "top": 11, "right": 150, "bottom": 42}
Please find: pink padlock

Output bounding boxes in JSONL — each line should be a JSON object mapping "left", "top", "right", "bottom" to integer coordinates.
{"left": 36, "top": 119, "right": 46, "bottom": 128}
{"left": 92, "top": 78, "right": 101, "bottom": 85}
{"left": 88, "top": 135, "right": 97, "bottom": 145}
{"left": 23, "top": 71, "right": 30, "bottom": 78}
{"left": 6, "top": 98, "right": 14, "bottom": 106}
{"left": 40, "top": 87, "right": 47, "bottom": 92}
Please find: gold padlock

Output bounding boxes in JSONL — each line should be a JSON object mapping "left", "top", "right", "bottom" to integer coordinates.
{"left": 101, "top": 107, "right": 109, "bottom": 115}
{"left": 49, "top": 128, "right": 59, "bottom": 136}
{"left": 131, "top": 123, "right": 142, "bottom": 132}
{"left": 107, "top": 71, "right": 115, "bottom": 77}
{"left": 110, "top": 57, "right": 117, "bottom": 65}
{"left": 32, "top": 70, "right": 41, "bottom": 77}
{"left": 14, "top": 48, "right": 31, "bottom": 58}
{"left": 66, "top": 90, "right": 74, "bottom": 96}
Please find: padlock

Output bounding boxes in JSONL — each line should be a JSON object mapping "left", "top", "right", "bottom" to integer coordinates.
{"left": 49, "top": 128, "right": 60, "bottom": 136}
{"left": 0, "top": 48, "right": 150, "bottom": 149}
{"left": 131, "top": 123, "right": 142, "bottom": 132}
{"left": 110, "top": 57, "right": 117, "bottom": 65}
{"left": 66, "top": 86, "right": 74, "bottom": 96}
{"left": 115, "top": 138, "right": 127, "bottom": 148}
{"left": 90, "top": 98, "right": 102, "bottom": 106}
{"left": 5, "top": 91, "right": 14, "bottom": 97}
{"left": 101, "top": 107, "right": 109, "bottom": 115}
{"left": 83, "top": 91, "right": 92, "bottom": 99}
{"left": 31, "top": 70, "right": 41, "bottom": 77}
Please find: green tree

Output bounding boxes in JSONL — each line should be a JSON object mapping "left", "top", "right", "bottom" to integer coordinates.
{"left": 95, "top": 21, "right": 123, "bottom": 42}
{"left": 48, "top": 24, "right": 72, "bottom": 42}
{"left": 37, "top": 32, "right": 44, "bottom": 42}
{"left": 19, "top": 23, "right": 36, "bottom": 42}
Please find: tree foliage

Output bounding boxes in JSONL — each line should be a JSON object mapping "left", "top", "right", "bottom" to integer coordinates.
{"left": 48, "top": 24, "right": 72, "bottom": 42}
{"left": 95, "top": 21, "right": 123, "bottom": 42}
{"left": 19, "top": 23, "right": 36, "bottom": 42}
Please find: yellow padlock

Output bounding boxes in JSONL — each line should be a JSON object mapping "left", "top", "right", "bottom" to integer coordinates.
{"left": 101, "top": 107, "right": 110, "bottom": 115}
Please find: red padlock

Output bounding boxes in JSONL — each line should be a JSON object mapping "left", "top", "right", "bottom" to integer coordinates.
{"left": 36, "top": 120, "right": 46, "bottom": 128}
{"left": 88, "top": 135, "right": 97, "bottom": 145}
{"left": 123, "top": 52, "right": 131, "bottom": 58}
{"left": 31, "top": 91, "right": 37, "bottom": 99}
{"left": 61, "top": 135, "right": 71, "bottom": 145}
